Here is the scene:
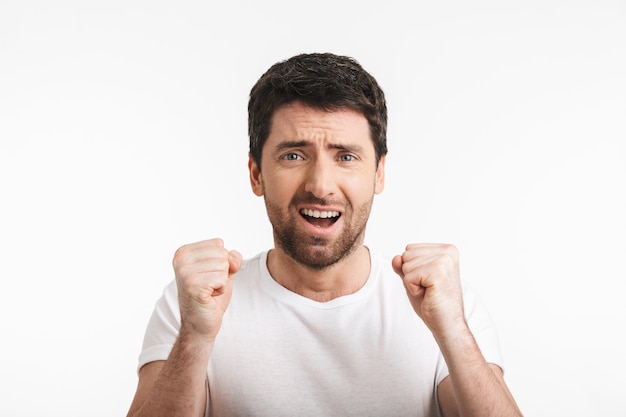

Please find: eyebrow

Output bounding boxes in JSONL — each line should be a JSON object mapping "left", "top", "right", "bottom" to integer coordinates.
{"left": 273, "top": 140, "right": 365, "bottom": 155}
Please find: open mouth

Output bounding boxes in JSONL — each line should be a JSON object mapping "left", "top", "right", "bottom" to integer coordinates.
{"left": 300, "top": 208, "right": 341, "bottom": 228}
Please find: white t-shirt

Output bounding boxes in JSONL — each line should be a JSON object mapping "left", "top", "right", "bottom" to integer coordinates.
{"left": 138, "top": 250, "right": 503, "bottom": 417}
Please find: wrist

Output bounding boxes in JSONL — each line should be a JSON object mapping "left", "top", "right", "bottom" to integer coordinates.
{"left": 433, "top": 321, "right": 488, "bottom": 371}
{"left": 178, "top": 323, "right": 218, "bottom": 350}
{"left": 432, "top": 319, "right": 473, "bottom": 351}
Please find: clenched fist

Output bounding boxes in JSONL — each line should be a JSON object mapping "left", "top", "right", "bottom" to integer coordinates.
{"left": 172, "top": 238, "right": 243, "bottom": 341}
{"left": 392, "top": 243, "right": 466, "bottom": 340}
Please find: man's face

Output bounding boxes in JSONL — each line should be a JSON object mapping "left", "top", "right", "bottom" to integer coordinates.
{"left": 249, "top": 101, "right": 385, "bottom": 270}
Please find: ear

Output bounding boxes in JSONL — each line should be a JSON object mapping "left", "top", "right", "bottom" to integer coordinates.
{"left": 248, "top": 155, "right": 264, "bottom": 196}
{"left": 374, "top": 155, "right": 386, "bottom": 194}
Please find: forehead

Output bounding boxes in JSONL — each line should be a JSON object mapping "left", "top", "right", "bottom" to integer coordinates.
{"left": 267, "top": 102, "right": 371, "bottom": 146}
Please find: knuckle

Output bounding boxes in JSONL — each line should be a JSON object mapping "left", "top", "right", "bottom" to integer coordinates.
{"left": 442, "top": 243, "right": 458, "bottom": 254}
{"left": 436, "top": 244, "right": 458, "bottom": 263}
{"left": 211, "top": 246, "right": 229, "bottom": 263}
{"left": 209, "top": 237, "right": 224, "bottom": 247}
{"left": 172, "top": 247, "right": 189, "bottom": 268}
{"left": 216, "top": 254, "right": 230, "bottom": 271}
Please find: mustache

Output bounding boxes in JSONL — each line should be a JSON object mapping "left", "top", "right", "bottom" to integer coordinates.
{"left": 290, "top": 195, "right": 346, "bottom": 207}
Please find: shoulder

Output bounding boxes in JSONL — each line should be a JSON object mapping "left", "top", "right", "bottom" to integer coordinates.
{"left": 368, "top": 249, "right": 402, "bottom": 286}
{"left": 229, "top": 250, "right": 271, "bottom": 301}
{"left": 233, "top": 250, "right": 267, "bottom": 286}
{"left": 239, "top": 250, "right": 266, "bottom": 273}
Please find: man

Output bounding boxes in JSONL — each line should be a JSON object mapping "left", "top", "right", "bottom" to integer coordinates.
{"left": 127, "top": 53, "right": 523, "bottom": 417}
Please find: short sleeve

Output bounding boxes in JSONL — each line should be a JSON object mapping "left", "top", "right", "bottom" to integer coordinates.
{"left": 136, "top": 279, "right": 181, "bottom": 373}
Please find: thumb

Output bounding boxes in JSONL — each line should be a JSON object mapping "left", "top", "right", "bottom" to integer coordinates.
{"left": 228, "top": 250, "right": 243, "bottom": 277}
{"left": 391, "top": 255, "right": 404, "bottom": 278}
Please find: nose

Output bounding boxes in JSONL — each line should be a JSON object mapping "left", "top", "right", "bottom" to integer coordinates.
{"left": 304, "top": 158, "right": 335, "bottom": 199}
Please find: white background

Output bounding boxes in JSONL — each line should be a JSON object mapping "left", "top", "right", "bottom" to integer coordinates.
{"left": 1, "top": 1, "right": 625, "bottom": 416}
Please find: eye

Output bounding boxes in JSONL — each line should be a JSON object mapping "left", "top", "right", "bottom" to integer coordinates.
{"left": 339, "top": 154, "right": 356, "bottom": 162}
{"left": 281, "top": 152, "right": 302, "bottom": 161}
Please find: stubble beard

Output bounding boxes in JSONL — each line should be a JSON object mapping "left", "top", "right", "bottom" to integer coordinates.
{"left": 264, "top": 195, "right": 373, "bottom": 271}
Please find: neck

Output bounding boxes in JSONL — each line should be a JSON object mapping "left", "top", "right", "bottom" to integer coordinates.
{"left": 266, "top": 245, "right": 371, "bottom": 302}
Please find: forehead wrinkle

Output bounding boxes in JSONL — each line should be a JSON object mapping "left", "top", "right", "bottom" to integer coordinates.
{"left": 269, "top": 102, "right": 371, "bottom": 155}
{"left": 273, "top": 138, "right": 365, "bottom": 156}
{"left": 284, "top": 123, "right": 365, "bottom": 152}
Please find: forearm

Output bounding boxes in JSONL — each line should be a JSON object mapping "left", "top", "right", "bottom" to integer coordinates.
{"left": 436, "top": 324, "right": 523, "bottom": 417}
{"left": 129, "top": 331, "right": 212, "bottom": 417}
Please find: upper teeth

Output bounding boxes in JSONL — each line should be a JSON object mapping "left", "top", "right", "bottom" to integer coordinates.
{"left": 301, "top": 209, "right": 340, "bottom": 219}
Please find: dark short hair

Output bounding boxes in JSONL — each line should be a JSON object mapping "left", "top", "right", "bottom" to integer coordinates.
{"left": 248, "top": 53, "right": 388, "bottom": 169}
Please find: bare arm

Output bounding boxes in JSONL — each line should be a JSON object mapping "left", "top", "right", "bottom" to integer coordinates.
{"left": 126, "top": 239, "right": 242, "bottom": 417}
{"left": 393, "top": 244, "right": 523, "bottom": 417}
{"left": 127, "top": 362, "right": 166, "bottom": 417}
{"left": 126, "top": 333, "right": 211, "bottom": 417}
{"left": 435, "top": 328, "right": 522, "bottom": 417}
